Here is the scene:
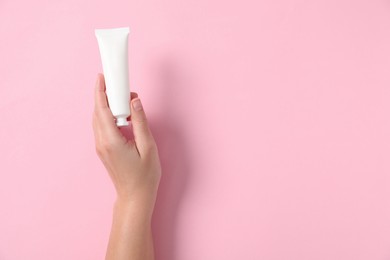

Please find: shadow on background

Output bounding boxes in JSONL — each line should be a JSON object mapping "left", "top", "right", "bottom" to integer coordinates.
{"left": 150, "top": 57, "right": 192, "bottom": 260}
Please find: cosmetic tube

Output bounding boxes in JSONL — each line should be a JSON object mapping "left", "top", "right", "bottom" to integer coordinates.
{"left": 95, "top": 27, "right": 130, "bottom": 127}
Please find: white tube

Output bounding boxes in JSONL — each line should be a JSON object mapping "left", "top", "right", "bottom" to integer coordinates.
{"left": 95, "top": 27, "right": 130, "bottom": 127}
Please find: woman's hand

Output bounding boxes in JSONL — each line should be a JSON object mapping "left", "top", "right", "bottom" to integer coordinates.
{"left": 92, "top": 73, "right": 161, "bottom": 212}
{"left": 93, "top": 73, "right": 161, "bottom": 260}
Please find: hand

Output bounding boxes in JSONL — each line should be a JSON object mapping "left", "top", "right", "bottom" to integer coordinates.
{"left": 92, "top": 73, "right": 161, "bottom": 211}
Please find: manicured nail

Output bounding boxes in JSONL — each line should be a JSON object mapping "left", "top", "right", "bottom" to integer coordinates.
{"left": 133, "top": 98, "right": 143, "bottom": 111}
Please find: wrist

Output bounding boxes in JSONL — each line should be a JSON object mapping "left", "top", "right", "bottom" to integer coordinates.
{"left": 114, "top": 193, "right": 157, "bottom": 222}
{"left": 116, "top": 185, "right": 158, "bottom": 205}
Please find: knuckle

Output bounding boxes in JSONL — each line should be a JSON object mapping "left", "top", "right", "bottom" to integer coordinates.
{"left": 95, "top": 146, "right": 103, "bottom": 156}
{"left": 96, "top": 140, "right": 118, "bottom": 155}
{"left": 101, "top": 141, "right": 115, "bottom": 152}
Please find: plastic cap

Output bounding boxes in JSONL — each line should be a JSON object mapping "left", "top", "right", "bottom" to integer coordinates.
{"left": 116, "top": 117, "right": 129, "bottom": 127}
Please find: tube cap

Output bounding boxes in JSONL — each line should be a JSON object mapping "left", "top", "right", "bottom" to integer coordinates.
{"left": 116, "top": 117, "right": 129, "bottom": 127}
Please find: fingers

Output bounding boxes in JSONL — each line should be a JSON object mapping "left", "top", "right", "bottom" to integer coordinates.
{"left": 130, "top": 97, "right": 156, "bottom": 156}
{"left": 93, "top": 74, "right": 124, "bottom": 144}
{"left": 92, "top": 74, "right": 154, "bottom": 157}
{"left": 127, "top": 92, "right": 138, "bottom": 120}
{"left": 94, "top": 73, "right": 109, "bottom": 109}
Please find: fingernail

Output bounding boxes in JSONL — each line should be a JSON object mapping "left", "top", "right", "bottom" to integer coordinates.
{"left": 133, "top": 98, "right": 143, "bottom": 111}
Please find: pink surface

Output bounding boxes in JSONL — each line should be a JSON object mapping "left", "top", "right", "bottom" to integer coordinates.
{"left": 1, "top": 0, "right": 390, "bottom": 259}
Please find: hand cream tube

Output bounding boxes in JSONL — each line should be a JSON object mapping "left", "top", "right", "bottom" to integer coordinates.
{"left": 95, "top": 27, "right": 130, "bottom": 127}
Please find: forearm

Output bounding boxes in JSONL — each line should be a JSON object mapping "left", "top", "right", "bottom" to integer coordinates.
{"left": 105, "top": 197, "right": 155, "bottom": 260}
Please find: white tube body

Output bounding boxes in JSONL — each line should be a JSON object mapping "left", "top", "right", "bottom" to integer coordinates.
{"left": 95, "top": 27, "right": 130, "bottom": 127}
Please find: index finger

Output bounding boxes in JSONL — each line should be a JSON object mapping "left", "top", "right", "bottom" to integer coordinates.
{"left": 93, "top": 73, "right": 124, "bottom": 141}
{"left": 94, "top": 73, "right": 109, "bottom": 110}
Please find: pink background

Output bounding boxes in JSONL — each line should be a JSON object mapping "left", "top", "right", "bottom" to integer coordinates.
{"left": 1, "top": 0, "right": 390, "bottom": 259}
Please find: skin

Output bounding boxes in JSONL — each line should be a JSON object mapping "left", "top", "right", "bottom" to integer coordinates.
{"left": 92, "top": 73, "right": 161, "bottom": 260}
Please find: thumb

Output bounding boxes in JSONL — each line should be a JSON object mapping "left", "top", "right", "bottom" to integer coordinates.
{"left": 130, "top": 97, "right": 155, "bottom": 156}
